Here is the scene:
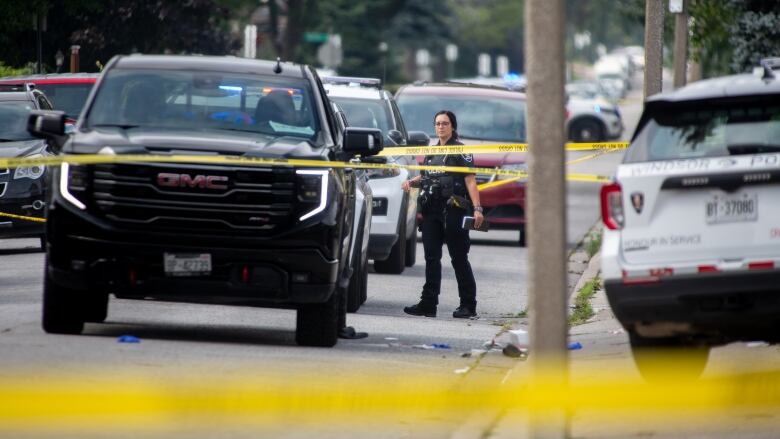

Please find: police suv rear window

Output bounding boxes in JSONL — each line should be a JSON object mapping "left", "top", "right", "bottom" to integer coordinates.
{"left": 624, "top": 102, "right": 780, "bottom": 163}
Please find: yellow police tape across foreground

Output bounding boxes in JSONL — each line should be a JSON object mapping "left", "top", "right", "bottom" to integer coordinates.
{"left": 0, "top": 366, "right": 777, "bottom": 431}
{"left": 377, "top": 141, "right": 629, "bottom": 157}
{"left": 0, "top": 153, "right": 612, "bottom": 183}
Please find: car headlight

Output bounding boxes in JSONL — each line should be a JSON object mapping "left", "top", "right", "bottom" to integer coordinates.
{"left": 497, "top": 163, "right": 528, "bottom": 180}
{"left": 296, "top": 169, "right": 329, "bottom": 221}
{"left": 14, "top": 154, "right": 45, "bottom": 180}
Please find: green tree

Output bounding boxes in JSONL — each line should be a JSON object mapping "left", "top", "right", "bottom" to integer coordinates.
{"left": 727, "top": 0, "right": 780, "bottom": 72}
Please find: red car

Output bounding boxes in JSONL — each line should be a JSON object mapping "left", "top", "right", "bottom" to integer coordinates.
{"left": 396, "top": 83, "right": 528, "bottom": 246}
{"left": 0, "top": 73, "right": 99, "bottom": 122}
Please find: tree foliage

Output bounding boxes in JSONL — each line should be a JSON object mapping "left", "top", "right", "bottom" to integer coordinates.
{"left": 727, "top": 0, "right": 780, "bottom": 72}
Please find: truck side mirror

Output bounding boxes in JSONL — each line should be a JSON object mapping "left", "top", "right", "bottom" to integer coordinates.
{"left": 343, "top": 127, "right": 383, "bottom": 157}
{"left": 28, "top": 110, "right": 68, "bottom": 153}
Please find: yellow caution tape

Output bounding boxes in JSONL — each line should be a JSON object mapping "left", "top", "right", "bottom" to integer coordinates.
{"left": 0, "top": 211, "right": 46, "bottom": 223}
{"left": 0, "top": 367, "right": 777, "bottom": 431}
{"left": 378, "top": 141, "right": 628, "bottom": 157}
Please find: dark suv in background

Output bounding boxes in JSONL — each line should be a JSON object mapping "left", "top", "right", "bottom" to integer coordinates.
{"left": 30, "top": 55, "right": 383, "bottom": 347}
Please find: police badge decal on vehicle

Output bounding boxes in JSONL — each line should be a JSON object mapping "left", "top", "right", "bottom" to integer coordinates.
{"left": 630, "top": 192, "right": 644, "bottom": 214}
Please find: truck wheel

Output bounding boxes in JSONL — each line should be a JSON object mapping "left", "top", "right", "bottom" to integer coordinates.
{"left": 629, "top": 332, "right": 710, "bottom": 381}
{"left": 570, "top": 118, "right": 604, "bottom": 142}
{"left": 83, "top": 293, "right": 109, "bottom": 323}
{"left": 42, "top": 270, "right": 85, "bottom": 335}
{"left": 296, "top": 288, "right": 339, "bottom": 347}
{"left": 404, "top": 230, "right": 417, "bottom": 267}
{"left": 374, "top": 214, "right": 406, "bottom": 274}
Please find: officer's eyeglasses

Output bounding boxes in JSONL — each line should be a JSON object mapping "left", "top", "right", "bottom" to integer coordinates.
{"left": 434, "top": 122, "right": 451, "bottom": 126}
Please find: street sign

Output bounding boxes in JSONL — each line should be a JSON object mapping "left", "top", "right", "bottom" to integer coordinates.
{"left": 304, "top": 32, "right": 328, "bottom": 43}
{"left": 317, "top": 36, "right": 343, "bottom": 68}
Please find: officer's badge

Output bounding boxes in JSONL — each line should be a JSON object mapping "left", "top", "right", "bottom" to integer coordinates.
{"left": 461, "top": 153, "right": 473, "bottom": 163}
{"left": 630, "top": 192, "right": 644, "bottom": 214}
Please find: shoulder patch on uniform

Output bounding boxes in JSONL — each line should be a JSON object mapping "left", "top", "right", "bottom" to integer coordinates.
{"left": 461, "top": 153, "right": 474, "bottom": 163}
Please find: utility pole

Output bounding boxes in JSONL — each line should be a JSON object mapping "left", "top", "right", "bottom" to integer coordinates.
{"left": 672, "top": 0, "right": 689, "bottom": 88}
{"left": 525, "top": 0, "right": 567, "bottom": 437}
{"left": 644, "top": 0, "right": 665, "bottom": 99}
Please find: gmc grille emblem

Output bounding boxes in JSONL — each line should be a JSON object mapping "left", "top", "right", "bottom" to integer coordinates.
{"left": 157, "top": 173, "right": 228, "bottom": 189}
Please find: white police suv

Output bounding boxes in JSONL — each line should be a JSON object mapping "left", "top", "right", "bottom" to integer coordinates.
{"left": 324, "top": 77, "right": 430, "bottom": 275}
{"left": 601, "top": 58, "right": 780, "bottom": 376}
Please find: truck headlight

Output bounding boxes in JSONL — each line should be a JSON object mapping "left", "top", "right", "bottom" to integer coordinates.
{"left": 296, "top": 169, "right": 329, "bottom": 221}
{"left": 14, "top": 154, "right": 45, "bottom": 180}
{"left": 60, "top": 162, "right": 88, "bottom": 210}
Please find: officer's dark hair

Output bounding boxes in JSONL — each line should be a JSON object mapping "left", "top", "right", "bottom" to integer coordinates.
{"left": 433, "top": 110, "right": 458, "bottom": 140}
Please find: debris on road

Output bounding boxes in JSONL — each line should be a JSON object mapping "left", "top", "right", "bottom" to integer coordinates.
{"left": 454, "top": 367, "right": 470, "bottom": 374}
{"left": 746, "top": 341, "right": 769, "bottom": 348}
{"left": 568, "top": 341, "right": 583, "bottom": 350}
{"left": 117, "top": 335, "right": 140, "bottom": 343}
{"left": 502, "top": 343, "right": 528, "bottom": 359}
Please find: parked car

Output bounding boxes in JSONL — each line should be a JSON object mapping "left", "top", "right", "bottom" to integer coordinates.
{"left": 0, "top": 88, "right": 53, "bottom": 111}
{"left": 396, "top": 82, "right": 528, "bottom": 246}
{"left": 0, "top": 106, "right": 53, "bottom": 248}
{"left": 565, "top": 82, "right": 624, "bottom": 142}
{"left": 0, "top": 73, "right": 99, "bottom": 122}
{"left": 323, "top": 76, "right": 429, "bottom": 276}
{"left": 29, "top": 55, "right": 383, "bottom": 347}
{"left": 600, "top": 58, "right": 780, "bottom": 378}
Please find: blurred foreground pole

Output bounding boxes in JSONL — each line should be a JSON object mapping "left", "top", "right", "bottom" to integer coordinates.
{"left": 672, "top": 0, "right": 688, "bottom": 88}
{"left": 644, "top": 0, "right": 664, "bottom": 98}
{"left": 524, "top": 0, "right": 568, "bottom": 437}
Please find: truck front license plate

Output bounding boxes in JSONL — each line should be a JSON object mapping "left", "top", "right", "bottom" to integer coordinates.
{"left": 164, "top": 253, "right": 212, "bottom": 277}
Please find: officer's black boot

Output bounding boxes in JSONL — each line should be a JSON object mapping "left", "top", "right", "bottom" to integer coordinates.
{"left": 404, "top": 300, "right": 437, "bottom": 317}
{"left": 452, "top": 305, "right": 476, "bottom": 319}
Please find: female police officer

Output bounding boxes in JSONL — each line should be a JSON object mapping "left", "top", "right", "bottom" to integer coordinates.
{"left": 401, "top": 110, "right": 484, "bottom": 318}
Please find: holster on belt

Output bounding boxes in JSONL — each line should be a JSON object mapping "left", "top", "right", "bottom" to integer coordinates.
{"left": 447, "top": 194, "right": 472, "bottom": 211}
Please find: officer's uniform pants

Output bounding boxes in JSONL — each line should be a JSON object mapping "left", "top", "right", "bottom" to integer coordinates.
{"left": 420, "top": 206, "right": 477, "bottom": 309}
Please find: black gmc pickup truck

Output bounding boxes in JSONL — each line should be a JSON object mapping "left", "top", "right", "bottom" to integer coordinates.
{"left": 29, "top": 55, "right": 382, "bottom": 347}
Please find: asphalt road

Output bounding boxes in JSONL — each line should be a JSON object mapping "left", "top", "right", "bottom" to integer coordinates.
{"left": 0, "top": 88, "right": 638, "bottom": 439}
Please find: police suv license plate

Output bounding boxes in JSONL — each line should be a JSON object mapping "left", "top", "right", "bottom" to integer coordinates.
{"left": 705, "top": 192, "right": 758, "bottom": 224}
{"left": 164, "top": 253, "right": 212, "bottom": 277}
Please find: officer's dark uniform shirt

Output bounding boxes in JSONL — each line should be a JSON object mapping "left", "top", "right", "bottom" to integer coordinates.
{"left": 419, "top": 137, "right": 475, "bottom": 212}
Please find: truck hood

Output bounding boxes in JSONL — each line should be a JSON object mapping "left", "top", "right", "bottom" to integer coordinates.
{"left": 66, "top": 127, "right": 328, "bottom": 160}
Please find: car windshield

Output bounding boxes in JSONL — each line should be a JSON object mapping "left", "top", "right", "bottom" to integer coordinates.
{"left": 87, "top": 69, "right": 320, "bottom": 140}
{"left": 35, "top": 83, "right": 94, "bottom": 119}
{"left": 329, "top": 97, "right": 394, "bottom": 142}
{"left": 625, "top": 101, "right": 780, "bottom": 163}
{"left": 397, "top": 94, "right": 526, "bottom": 142}
{"left": 0, "top": 106, "right": 34, "bottom": 142}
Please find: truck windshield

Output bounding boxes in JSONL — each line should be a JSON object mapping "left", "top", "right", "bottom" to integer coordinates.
{"left": 625, "top": 102, "right": 780, "bottom": 163}
{"left": 86, "top": 69, "right": 320, "bottom": 140}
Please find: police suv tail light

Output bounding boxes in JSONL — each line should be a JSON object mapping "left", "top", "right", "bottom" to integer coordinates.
{"left": 600, "top": 182, "right": 624, "bottom": 230}
{"left": 296, "top": 169, "right": 328, "bottom": 221}
{"left": 60, "top": 162, "right": 88, "bottom": 210}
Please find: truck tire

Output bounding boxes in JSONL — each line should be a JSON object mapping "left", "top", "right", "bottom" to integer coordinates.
{"left": 404, "top": 230, "right": 417, "bottom": 267}
{"left": 42, "top": 270, "right": 85, "bottom": 335}
{"left": 629, "top": 332, "right": 710, "bottom": 382}
{"left": 374, "top": 199, "right": 407, "bottom": 274}
{"left": 518, "top": 223, "right": 526, "bottom": 247}
{"left": 296, "top": 288, "right": 339, "bottom": 347}
{"left": 83, "top": 293, "right": 109, "bottom": 323}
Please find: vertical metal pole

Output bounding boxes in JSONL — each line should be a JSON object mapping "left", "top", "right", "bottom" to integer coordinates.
{"left": 525, "top": 0, "right": 567, "bottom": 437}
{"left": 673, "top": 0, "right": 688, "bottom": 88}
{"left": 644, "top": 0, "right": 665, "bottom": 99}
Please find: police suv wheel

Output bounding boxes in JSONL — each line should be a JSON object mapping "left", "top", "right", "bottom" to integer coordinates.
{"left": 629, "top": 332, "right": 710, "bottom": 382}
